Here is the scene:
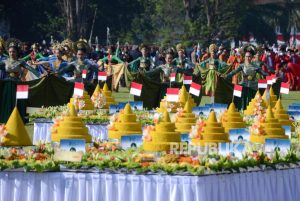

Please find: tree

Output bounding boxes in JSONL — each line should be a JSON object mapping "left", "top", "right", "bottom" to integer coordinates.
{"left": 58, "top": 0, "right": 89, "bottom": 39}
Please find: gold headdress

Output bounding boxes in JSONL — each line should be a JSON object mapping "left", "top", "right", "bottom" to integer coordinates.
{"left": 61, "top": 38, "right": 74, "bottom": 51}
{"left": 79, "top": 36, "right": 88, "bottom": 43}
{"left": 176, "top": 43, "right": 184, "bottom": 52}
{"left": 241, "top": 44, "right": 257, "bottom": 56}
{"left": 0, "top": 37, "right": 5, "bottom": 50}
{"left": 31, "top": 43, "right": 39, "bottom": 49}
{"left": 5, "top": 38, "right": 22, "bottom": 52}
{"left": 51, "top": 42, "right": 65, "bottom": 52}
{"left": 208, "top": 44, "right": 217, "bottom": 53}
{"left": 73, "top": 38, "right": 90, "bottom": 53}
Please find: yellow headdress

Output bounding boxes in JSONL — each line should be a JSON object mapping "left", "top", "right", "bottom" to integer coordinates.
{"left": 61, "top": 38, "right": 74, "bottom": 51}
{"left": 5, "top": 38, "right": 21, "bottom": 52}
{"left": 31, "top": 43, "right": 39, "bottom": 49}
{"left": 0, "top": 37, "right": 5, "bottom": 50}
{"left": 208, "top": 44, "right": 217, "bottom": 53}
{"left": 73, "top": 37, "right": 90, "bottom": 53}
{"left": 51, "top": 42, "right": 64, "bottom": 52}
{"left": 176, "top": 43, "right": 184, "bottom": 52}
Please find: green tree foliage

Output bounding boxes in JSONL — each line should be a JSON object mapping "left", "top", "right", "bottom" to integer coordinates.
{"left": 0, "top": 0, "right": 299, "bottom": 44}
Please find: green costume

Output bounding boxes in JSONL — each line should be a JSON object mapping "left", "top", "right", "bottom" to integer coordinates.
{"left": 193, "top": 57, "right": 230, "bottom": 96}
{"left": 129, "top": 56, "right": 151, "bottom": 73}
{"left": 172, "top": 57, "right": 194, "bottom": 82}
{"left": 226, "top": 62, "right": 268, "bottom": 109}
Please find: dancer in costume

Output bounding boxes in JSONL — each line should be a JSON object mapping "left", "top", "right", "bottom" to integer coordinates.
{"left": 0, "top": 38, "right": 40, "bottom": 80}
{"left": 225, "top": 44, "right": 268, "bottom": 109}
{"left": 21, "top": 43, "right": 48, "bottom": 76}
{"left": 193, "top": 44, "right": 231, "bottom": 103}
{"left": 58, "top": 39, "right": 99, "bottom": 82}
{"left": 22, "top": 43, "right": 47, "bottom": 62}
{"left": 98, "top": 46, "right": 123, "bottom": 70}
{"left": 128, "top": 44, "right": 151, "bottom": 73}
{"left": 34, "top": 42, "right": 69, "bottom": 76}
{"left": 146, "top": 51, "right": 191, "bottom": 83}
{"left": 172, "top": 43, "right": 194, "bottom": 82}
{"left": 98, "top": 45, "right": 124, "bottom": 91}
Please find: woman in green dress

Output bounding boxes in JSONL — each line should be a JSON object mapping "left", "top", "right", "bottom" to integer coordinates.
{"left": 172, "top": 43, "right": 194, "bottom": 82}
{"left": 193, "top": 44, "right": 231, "bottom": 103}
{"left": 128, "top": 44, "right": 151, "bottom": 73}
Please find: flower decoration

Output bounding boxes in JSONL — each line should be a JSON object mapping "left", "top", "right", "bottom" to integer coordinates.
{"left": 50, "top": 115, "right": 64, "bottom": 133}
{"left": 107, "top": 113, "right": 119, "bottom": 130}
{"left": 189, "top": 118, "right": 206, "bottom": 139}
{"left": 249, "top": 114, "right": 266, "bottom": 136}
{"left": 91, "top": 92, "right": 106, "bottom": 109}
{"left": 176, "top": 107, "right": 184, "bottom": 118}
{"left": 152, "top": 113, "right": 162, "bottom": 124}
{"left": 0, "top": 124, "right": 8, "bottom": 145}
{"left": 143, "top": 125, "right": 155, "bottom": 142}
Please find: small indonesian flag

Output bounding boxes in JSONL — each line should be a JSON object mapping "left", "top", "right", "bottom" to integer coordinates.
{"left": 258, "top": 80, "right": 267, "bottom": 89}
{"left": 130, "top": 82, "right": 142, "bottom": 96}
{"left": 166, "top": 88, "right": 179, "bottom": 102}
{"left": 74, "top": 82, "right": 84, "bottom": 97}
{"left": 82, "top": 70, "right": 87, "bottom": 79}
{"left": 16, "top": 85, "right": 29, "bottom": 99}
{"left": 266, "top": 76, "right": 273, "bottom": 85}
{"left": 170, "top": 73, "right": 176, "bottom": 82}
{"left": 189, "top": 82, "right": 201, "bottom": 97}
{"left": 280, "top": 82, "right": 290, "bottom": 94}
{"left": 233, "top": 85, "right": 243, "bottom": 98}
{"left": 98, "top": 72, "right": 107, "bottom": 81}
{"left": 183, "top": 75, "right": 192, "bottom": 85}
{"left": 271, "top": 74, "right": 277, "bottom": 84}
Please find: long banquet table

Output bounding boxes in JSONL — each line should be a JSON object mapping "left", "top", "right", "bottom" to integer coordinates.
{"left": 0, "top": 168, "right": 299, "bottom": 201}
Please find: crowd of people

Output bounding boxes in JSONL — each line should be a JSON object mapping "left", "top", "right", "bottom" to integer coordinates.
{"left": 0, "top": 36, "right": 300, "bottom": 106}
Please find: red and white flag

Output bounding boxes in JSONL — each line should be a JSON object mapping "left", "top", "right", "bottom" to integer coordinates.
{"left": 280, "top": 82, "right": 290, "bottom": 94}
{"left": 16, "top": 85, "right": 29, "bottom": 99}
{"left": 233, "top": 85, "right": 243, "bottom": 98}
{"left": 130, "top": 82, "right": 142, "bottom": 96}
{"left": 170, "top": 73, "right": 176, "bottom": 82}
{"left": 189, "top": 82, "right": 201, "bottom": 97}
{"left": 82, "top": 70, "right": 87, "bottom": 79}
{"left": 277, "top": 34, "right": 285, "bottom": 45}
{"left": 258, "top": 80, "right": 267, "bottom": 89}
{"left": 266, "top": 76, "right": 273, "bottom": 85}
{"left": 183, "top": 75, "right": 192, "bottom": 85}
{"left": 74, "top": 82, "right": 84, "bottom": 97}
{"left": 166, "top": 88, "right": 179, "bottom": 102}
{"left": 98, "top": 72, "right": 107, "bottom": 81}
{"left": 271, "top": 74, "right": 277, "bottom": 84}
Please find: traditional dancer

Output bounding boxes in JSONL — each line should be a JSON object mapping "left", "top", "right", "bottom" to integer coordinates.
{"left": 193, "top": 44, "right": 231, "bottom": 103}
{"left": 225, "top": 45, "right": 268, "bottom": 109}
{"left": 0, "top": 38, "right": 40, "bottom": 80}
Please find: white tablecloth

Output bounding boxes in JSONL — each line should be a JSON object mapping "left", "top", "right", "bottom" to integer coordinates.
{"left": 33, "top": 122, "right": 108, "bottom": 144}
{"left": 0, "top": 168, "right": 299, "bottom": 201}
